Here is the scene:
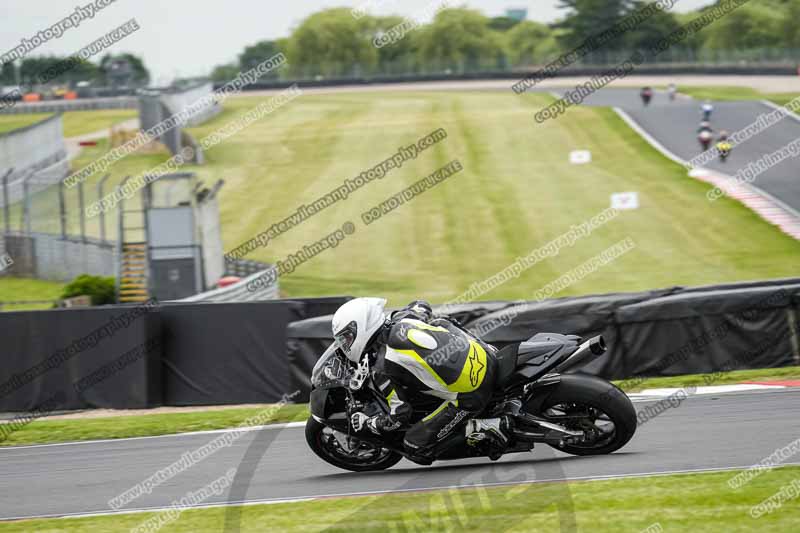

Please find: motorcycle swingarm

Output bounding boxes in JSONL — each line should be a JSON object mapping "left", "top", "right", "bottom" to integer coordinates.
{"left": 509, "top": 412, "right": 585, "bottom": 445}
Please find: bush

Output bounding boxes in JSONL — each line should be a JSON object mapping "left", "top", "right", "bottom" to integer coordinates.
{"left": 60, "top": 274, "right": 116, "bottom": 306}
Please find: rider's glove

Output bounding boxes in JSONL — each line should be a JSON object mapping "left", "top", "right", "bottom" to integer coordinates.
{"left": 350, "top": 412, "right": 400, "bottom": 435}
{"left": 350, "top": 412, "right": 370, "bottom": 432}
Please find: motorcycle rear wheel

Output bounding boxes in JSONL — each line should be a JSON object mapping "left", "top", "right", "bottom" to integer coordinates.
{"left": 305, "top": 418, "right": 404, "bottom": 472}
{"left": 531, "top": 374, "right": 637, "bottom": 456}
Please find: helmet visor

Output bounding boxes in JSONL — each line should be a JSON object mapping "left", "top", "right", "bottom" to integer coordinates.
{"left": 333, "top": 321, "right": 357, "bottom": 355}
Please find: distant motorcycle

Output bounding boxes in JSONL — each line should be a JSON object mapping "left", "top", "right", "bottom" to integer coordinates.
{"left": 306, "top": 333, "right": 637, "bottom": 471}
{"left": 717, "top": 140, "right": 732, "bottom": 162}
{"left": 702, "top": 101, "right": 714, "bottom": 121}
{"left": 641, "top": 87, "right": 653, "bottom": 107}
{"left": 698, "top": 130, "right": 713, "bottom": 151}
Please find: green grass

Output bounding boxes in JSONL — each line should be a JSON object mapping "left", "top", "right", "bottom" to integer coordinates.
{"left": 679, "top": 86, "right": 767, "bottom": 101}
{"left": 182, "top": 91, "right": 800, "bottom": 304}
{"left": 617, "top": 365, "right": 800, "bottom": 392}
{"left": 0, "top": 276, "right": 64, "bottom": 311}
{"left": 2, "top": 466, "right": 797, "bottom": 532}
{"left": 0, "top": 113, "right": 50, "bottom": 134}
{"left": 0, "top": 403, "right": 309, "bottom": 447}
{"left": 5, "top": 90, "right": 800, "bottom": 304}
{"left": 0, "top": 109, "right": 137, "bottom": 137}
{"left": 60, "top": 109, "right": 138, "bottom": 138}
{"left": 679, "top": 86, "right": 798, "bottom": 106}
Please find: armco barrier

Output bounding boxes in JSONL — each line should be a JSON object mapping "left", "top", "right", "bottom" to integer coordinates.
{"left": 178, "top": 268, "right": 279, "bottom": 302}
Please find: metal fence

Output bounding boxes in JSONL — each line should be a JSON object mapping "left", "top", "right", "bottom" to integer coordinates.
{"left": 0, "top": 83, "right": 271, "bottom": 299}
{"left": 1, "top": 171, "right": 280, "bottom": 299}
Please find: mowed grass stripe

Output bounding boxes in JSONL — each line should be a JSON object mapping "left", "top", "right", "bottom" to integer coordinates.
{"left": 186, "top": 90, "right": 799, "bottom": 304}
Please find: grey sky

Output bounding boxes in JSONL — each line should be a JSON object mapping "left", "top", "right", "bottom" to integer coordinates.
{"left": 1, "top": 0, "right": 714, "bottom": 85}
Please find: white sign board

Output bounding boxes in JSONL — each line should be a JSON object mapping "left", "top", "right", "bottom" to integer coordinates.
{"left": 611, "top": 192, "right": 639, "bottom": 210}
{"left": 570, "top": 150, "right": 592, "bottom": 164}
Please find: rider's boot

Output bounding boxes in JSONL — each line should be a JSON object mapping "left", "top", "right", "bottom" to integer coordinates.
{"left": 465, "top": 417, "right": 510, "bottom": 460}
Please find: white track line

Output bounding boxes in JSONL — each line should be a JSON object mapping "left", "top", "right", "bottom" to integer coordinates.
{"left": 612, "top": 107, "right": 687, "bottom": 167}
{"left": 7, "top": 462, "right": 800, "bottom": 522}
{"left": 760, "top": 99, "right": 800, "bottom": 124}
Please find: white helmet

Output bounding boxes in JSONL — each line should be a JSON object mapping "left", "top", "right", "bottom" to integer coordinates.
{"left": 331, "top": 297, "right": 387, "bottom": 363}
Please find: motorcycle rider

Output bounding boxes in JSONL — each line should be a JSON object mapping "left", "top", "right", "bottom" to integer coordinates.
{"left": 701, "top": 100, "right": 714, "bottom": 121}
{"left": 697, "top": 121, "right": 713, "bottom": 151}
{"left": 640, "top": 86, "right": 653, "bottom": 106}
{"left": 716, "top": 130, "right": 732, "bottom": 160}
{"left": 667, "top": 83, "right": 677, "bottom": 101}
{"left": 332, "top": 297, "right": 508, "bottom": 463}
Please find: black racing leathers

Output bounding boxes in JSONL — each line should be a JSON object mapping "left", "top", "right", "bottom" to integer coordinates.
{"left": 371, "top": 301, "right": 498, "bottom": 458}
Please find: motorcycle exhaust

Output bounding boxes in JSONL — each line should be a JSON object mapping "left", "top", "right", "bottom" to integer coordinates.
{"left": 553, "top": 335, "right": 606, "bottom": 374}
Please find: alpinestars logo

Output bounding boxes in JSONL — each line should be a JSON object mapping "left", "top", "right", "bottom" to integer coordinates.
{"left": 468, "top": 343, "right": 486, "bottom": 387}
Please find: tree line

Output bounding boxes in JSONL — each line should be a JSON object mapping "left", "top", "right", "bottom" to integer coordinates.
{"left": 3, "top": 1, "right": 797, "bottom": 88}
{"left": 0, "top": 53, "right": 149, "bottom": 88}
{"left": 211, "top": 0, "right": 800, "bottom": 81}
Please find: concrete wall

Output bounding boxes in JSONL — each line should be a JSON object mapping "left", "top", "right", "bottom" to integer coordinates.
{"left": 198, "top": 196, "right": 224, "bottom": 288}
{"left": 0, "top": 115, "right": 68, "bottom": 208}
{"left": 138, "top": 82, "right": 220, "bottom": 162}
{"left": 160, "top": 82, "right": 221, "bottom": 127}
{"left": 0, "top": 114, "right": 65, "bottom": 178}
{"left": 2, "top": 233, "right": 115, "bottom": 282}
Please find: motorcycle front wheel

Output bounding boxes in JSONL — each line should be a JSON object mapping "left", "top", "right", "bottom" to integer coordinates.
{"left": 305, "top": 418, "right": 404, "bottom": 472}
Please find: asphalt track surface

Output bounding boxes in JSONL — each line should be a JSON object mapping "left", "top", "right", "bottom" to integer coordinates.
{"left": 553, "top": 88, "right": 800, "bottom": 212}
{"left": 1, "top": 390, "right": 799, "bottom": 521}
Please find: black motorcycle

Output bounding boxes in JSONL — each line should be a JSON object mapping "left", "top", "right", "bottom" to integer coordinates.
{"left": 640, "top": 87, "right": 653, "bottom": 106}
{"left": 306, "top": 332, "right": 637, "bottom": 471}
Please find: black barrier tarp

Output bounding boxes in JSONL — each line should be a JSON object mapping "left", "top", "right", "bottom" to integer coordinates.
{"left": 0, "top": 297, "right": 351, "bottom": 411}
{"left": 160, "top": 301, "right": 306, "bottom": 406}
{"left": 159, "top": 297, "right": 352, "bottom": 406}
{"left": 286, "top": 280, "right": 800, "bottom": 393}
{"left": 4, "top": 282, "right": 799, "bottom": 411}
{"left": 0, "top": 305, "right": 162, "bottom": 412}
{"left": 615, "top": 284, "right": 800, "bottom": 379}
{"left": 464, "top": 290, "right": 674, "bottom": 377}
